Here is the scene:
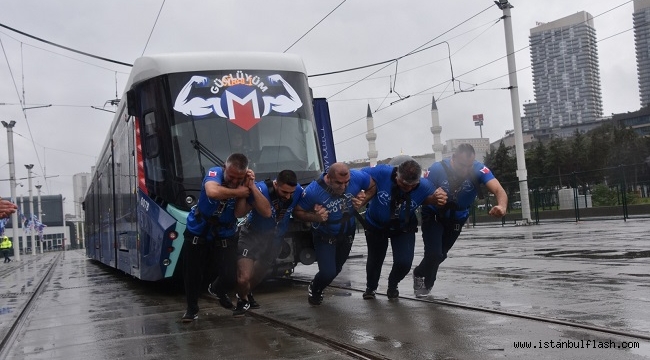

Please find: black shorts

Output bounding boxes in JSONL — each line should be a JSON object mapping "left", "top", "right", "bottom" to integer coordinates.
{"left": 237, "top": 227, "right": 282, "bottom": 265}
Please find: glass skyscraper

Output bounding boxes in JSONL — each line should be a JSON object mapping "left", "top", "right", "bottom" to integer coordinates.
{"left": 634, "top": 0, "right": 650, "bottom": 107}
{"left": 524, "top": 11, "right": 603, "bottom": 131}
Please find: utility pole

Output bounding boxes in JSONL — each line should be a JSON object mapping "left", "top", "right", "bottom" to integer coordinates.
{"left": 495, "top": 0, "right": 532, "bottom": 223}
{"left": 2, "top": 120, "right": 20, "bottom": 261}
{"left": 36, "top": 184, "right": 43, "bottom": 253}
{"left": 25, "top": 164, "right": 36, "bottom": 255}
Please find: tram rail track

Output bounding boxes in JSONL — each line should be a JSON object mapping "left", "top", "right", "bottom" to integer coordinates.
{"left": 0, "top": 257, "right": 45, "bottom": 279}
{"left": 284, "top": 278, "right": 650, "bottom": 342}
{"left": 245, "top": 311, "right": 392, "bottom": 360}
{"left": 199, "top": 291, "right": 390, "bottom": 360}
{"left": 0, "top": 253, "right": 61, "bottom": 360}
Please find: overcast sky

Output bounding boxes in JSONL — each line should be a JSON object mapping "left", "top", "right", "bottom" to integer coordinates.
{"left": 0, "top": 0, "right": 639, "bottom": 214}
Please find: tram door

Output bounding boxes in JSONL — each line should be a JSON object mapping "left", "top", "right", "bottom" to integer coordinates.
{"left": 98, "top": 155, "right": 115, "bottom": 268}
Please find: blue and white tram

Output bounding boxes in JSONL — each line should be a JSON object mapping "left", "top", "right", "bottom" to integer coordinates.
{"left": 84, "top": 52, "right": 324, "bottom": 281}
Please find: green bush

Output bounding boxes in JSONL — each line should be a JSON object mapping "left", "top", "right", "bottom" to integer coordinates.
{"left": 591, "top": 184, "right": 617, "bottom": 206}
{"left": 626, "top": 191, "right": 639, "bottom": 205}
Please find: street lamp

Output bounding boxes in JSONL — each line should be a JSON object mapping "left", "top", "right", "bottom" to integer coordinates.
{"left": 25, "top": 164, "right": 36, "bottom": 256}
{"left": 35, "top": 184, "right": 43, "bottom": 254}
{"left": 2, "top": 120, "right": 20, "bottom": 261}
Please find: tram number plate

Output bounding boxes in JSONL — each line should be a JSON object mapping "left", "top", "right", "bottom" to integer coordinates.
{"left": 140, "top": 197, "right": 150, "bottom": 212}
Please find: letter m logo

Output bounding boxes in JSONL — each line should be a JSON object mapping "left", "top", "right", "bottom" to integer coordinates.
{"left": 225, "top": 89, "right": 261, "bottom": 131}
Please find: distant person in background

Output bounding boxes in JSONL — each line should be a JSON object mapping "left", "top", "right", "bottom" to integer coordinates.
{"left": 0, "top": 199, "right": 17, "bottom": 219}
{"left": 360, "top": 159, "right": 447, "bottom": 300}
{"left": 294, "top": 163, "right": 375, "bottom": 306}
{"left": 232, "top": 170, "right": 301, "bottom": 317}
{"left": 230, "top": 132, "right": 250, "bottom": 154}
{"left": 413, "top": 144, "right": 507, "bottom": 297}
{"left": 1, "top": 236, "right": 12, "bottom": 263}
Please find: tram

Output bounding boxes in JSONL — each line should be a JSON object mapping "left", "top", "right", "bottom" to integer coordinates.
{"left": 84, "top": 52, "right": 329, "bottom": 281}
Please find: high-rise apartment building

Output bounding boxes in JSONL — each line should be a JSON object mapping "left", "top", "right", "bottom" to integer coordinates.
{"left": 524, "top": 11, "right": 603, "bottom": 131}
{"left": 72, "top": 172, "right": 90, "bottom": 219}
{"left": 634, "top": 0, "right": 650, "bottom": 107}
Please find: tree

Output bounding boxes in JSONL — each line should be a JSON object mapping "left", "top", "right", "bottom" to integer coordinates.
{"left": 484, "top": 141, "right": 517, "bottom": 196}
{"left": 525, "top": 141, "right": 548, "bottom": 188}
{"left": 545, "top": 137, "right": 570, "bottom": 187}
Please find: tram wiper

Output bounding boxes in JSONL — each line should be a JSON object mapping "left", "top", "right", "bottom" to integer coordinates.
{"left": 188, "top": 112, "right": 225, "bottom": 176}
{"left": 190, "top": 139, "right": 225, "bottom": 168}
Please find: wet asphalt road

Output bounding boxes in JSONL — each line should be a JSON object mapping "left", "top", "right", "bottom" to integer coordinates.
{"left": 0, "top": 218, "right": 648, "bottom": 359}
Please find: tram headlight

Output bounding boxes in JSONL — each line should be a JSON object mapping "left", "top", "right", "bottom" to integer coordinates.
{"left": 162, "top": 259, "right": 171, "bottom": 266}
{"left": 169, "top": 231, "right": 178, "bottom": 240}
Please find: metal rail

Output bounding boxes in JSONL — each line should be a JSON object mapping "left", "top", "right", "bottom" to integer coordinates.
{"left": 246, "top": 311, "right": 392, "bottom": 360}
{"left": 0, "top": 254, "right": 61, "bottom": 359}
{"left": 287, "top": 278, "right": 650, "bottom": 342}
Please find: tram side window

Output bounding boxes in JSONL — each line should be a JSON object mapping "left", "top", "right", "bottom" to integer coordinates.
{"left": 143, "top": 112, "right": 164, "bottom": 182}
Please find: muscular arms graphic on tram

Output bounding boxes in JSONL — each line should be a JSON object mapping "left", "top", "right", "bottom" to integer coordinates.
{"left": 173, "top": 74, "right": 302, "bottom": 118}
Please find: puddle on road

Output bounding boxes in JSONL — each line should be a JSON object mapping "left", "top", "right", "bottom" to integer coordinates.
{"left": 488, "top": 273, "right": 527, "bottom": 280}
{"left": 619, "top": 273, "right": 650, "bottom": 277}
{"left": 535, "top": 249, "right": 650, "bottom": 259}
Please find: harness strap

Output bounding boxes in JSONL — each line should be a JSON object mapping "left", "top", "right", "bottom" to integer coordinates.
{"left": 264, "top": 178, "right": 292, "bottom": 227}
{"left": 194, "top": 205, "right": 235, "bottom": 238}
{"left": 316, "top": 176, "right": 363, "bottom": 234}
{"left": 389, "top": 168, "right": 413, "bottom": 231}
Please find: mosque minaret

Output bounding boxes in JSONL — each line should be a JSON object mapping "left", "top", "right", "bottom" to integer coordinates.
{"left": 365, "top": 104, "right": 378, "bottom": 166}
{"left": 430, "top": 96, "right": 443, "bottom": 161}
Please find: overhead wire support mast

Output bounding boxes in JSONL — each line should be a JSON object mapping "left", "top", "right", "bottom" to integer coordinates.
{"left": 495, "top": 0, "right": 531, "bottom": 224}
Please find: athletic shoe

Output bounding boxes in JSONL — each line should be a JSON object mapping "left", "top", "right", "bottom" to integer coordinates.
{"left": 236, "top": 293, "right": 261, "bottom": 309}
{"left": 181, "top": 311, "right": 198, "bottom": 322}
{"left": 362, "top": 288, "right": 376, "bottom": 300}
{"left": 233, "top": 299, "right": 250, "bottom": 317}
{"left": 413, "top": 275, "right": 429, "bottom": 297}
{"left": 307, "top": 281, "right": 323, "bottom": 306}
{"left": 416, "top": 287, "right": 432, "bottom": 298}
{"left": 207, "top": 283, "right": 218, "bottom": 297}
{"left": 413, "top": 274, "right": 425, "bottom": 290}
{"left": 387, "top": 287, "right": 399, "bottom": 299}
{"left": 247, "top": 293, "right": 260, "bottom": 309}
{"left": 209, "top": 283, "right": 233, "bottom": 309}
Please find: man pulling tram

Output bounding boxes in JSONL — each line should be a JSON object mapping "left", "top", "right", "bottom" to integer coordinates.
{"left": 181, "top": 153, "right": 270, "bottom": 322}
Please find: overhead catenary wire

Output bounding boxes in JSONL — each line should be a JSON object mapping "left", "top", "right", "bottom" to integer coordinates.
{"left": 140, "top": 0, "right": 166, "bottom": 57}
{"left": 310, "top": 16, "right": 502, "bottom": 89}
{"left": 284, "top": 0, "right": 347, "bottom": 53}
{"left": 0, "top": 22, "right": 133, "bottom": 67}
{"left": 0, "top": 29, "right": 129, "bottom": 73}
{"left": 0, "top": 36, "right": 48, "bottom": 191}
{"left": 334, "top": 25, "right": 633, "bottom": 147}
{"left": 321, "top": 4, "right": 494, "bottom": 100}
{"left": 331, "top": 0, "right": 632, "bottom": 139}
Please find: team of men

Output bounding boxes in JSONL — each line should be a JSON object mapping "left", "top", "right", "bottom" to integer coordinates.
{"left": 1, "top": 144, "right": 506, "bottom": 321}
{"left": 177, "top": 144, "right": 506, "bottom": 321}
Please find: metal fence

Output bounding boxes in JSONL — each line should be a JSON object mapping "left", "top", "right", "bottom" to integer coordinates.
{"left": 470, "top": 163, "right": 650, "bottom": 226}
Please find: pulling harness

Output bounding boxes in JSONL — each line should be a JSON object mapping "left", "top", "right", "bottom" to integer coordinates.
{"left": 242, "top": 179, "right": 291, "bottom": 234}
{"left": 367, "top": 168, "right": 418, "bottom": 235}
{"left": 315, "top": 177, "right": 363, "bottom": 243}
{"left": 426, "top": 161, "right": 483, "bottom": 223}
{"left": 187, "top": 168, "right": 238, "bottom": 247}
{"left": 264, "top": 178, "right": 290, "bottom": 228}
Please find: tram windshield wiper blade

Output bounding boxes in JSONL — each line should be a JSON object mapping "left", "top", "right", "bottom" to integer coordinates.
{"left": 190, "top": 140, "right": 225, "bottom": 168}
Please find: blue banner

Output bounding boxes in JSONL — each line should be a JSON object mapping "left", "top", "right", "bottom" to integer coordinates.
{"left": 313, "top": 98, "right": 336, "bottom": 172}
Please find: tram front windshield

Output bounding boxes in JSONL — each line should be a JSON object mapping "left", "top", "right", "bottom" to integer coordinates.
{"left": 168, "top": 70, "right": 322, "bottom": 184}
